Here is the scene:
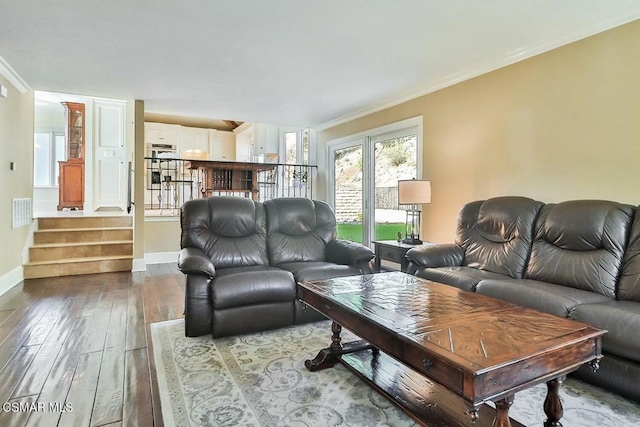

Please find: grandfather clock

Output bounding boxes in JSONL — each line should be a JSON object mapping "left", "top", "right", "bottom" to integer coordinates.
{"left": 57, "top": 102, "right": 85, "bottom": 210}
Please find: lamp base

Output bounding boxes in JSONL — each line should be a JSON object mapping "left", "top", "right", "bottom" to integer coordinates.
{"left": 402, "top": 237, "right": 423, "bottom": 245}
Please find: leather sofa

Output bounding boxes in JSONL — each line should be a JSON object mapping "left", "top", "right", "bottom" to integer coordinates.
{"left": 406, "top": 196, "right": 640, "bottom": 402}
{"left": 177, "top": 196, "right": 375, "bottom": 338}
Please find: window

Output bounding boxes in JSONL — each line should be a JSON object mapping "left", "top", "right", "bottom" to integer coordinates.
{"left": 280, "top": 128, "right": 314, "bottom": 197}
{"left": 34, "top": 132, "right": 65, "bottom": 187}
{"left": 327, "top": 117, "right": 423, "bottom": 247}
{"left": 285, "top": 132, "right": 297, "bottom": 164}
{"left": 283, "top": 128, "right": 310, "bottom": 165}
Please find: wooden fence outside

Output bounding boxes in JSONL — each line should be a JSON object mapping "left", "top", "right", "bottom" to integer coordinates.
{"left": 335, "top": 186, "right": 399, "bottom": 223}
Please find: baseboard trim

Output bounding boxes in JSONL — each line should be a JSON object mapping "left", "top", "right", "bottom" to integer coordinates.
{"left": 0, "top": 266, "right": 24, "bottom": 297}
{"left": 132, "top": 258, "right": 147, "bottom": 272}
{"left": 145, "top": 251, "right": 179, "bottom": 265}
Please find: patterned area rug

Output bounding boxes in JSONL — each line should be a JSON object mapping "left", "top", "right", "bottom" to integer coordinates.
{"left": 150, "top": 319, "right": 640, "bottom": 426}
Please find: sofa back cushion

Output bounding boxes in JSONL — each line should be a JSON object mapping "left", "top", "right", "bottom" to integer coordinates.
{"left": 180, "top": 196, "right": 269, "bottom": 268}
{"left": 525, "top": 200, "right": 634, "bottom": 298}
{"left": 618, "top": 206, "right": 640, "bottom": 301}
{"left": 456, "top": 196, "right": 543, "bottom": 278}
{"left": 265, "top": 198, "right": 336, "bottom": 265}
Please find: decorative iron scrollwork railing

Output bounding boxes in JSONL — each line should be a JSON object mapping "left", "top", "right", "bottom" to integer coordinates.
{"left": 144, "top": 157, "right": 317, "bottom": 215}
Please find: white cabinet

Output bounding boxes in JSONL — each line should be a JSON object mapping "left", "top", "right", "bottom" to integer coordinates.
{"left": 233, "top": 123, "right": 279, "bottom": 162}
{"left": 145, "top": 124, "right": 178, "bottom": 147}
{"left": 254, "top": 124, "right": 279, "bottom": 155}
{"left": 145, "top": 122, "right": 211, "bottom": 158}
{"left": 178, "top": 128, "right": 209, "bottom": 157}
{"left": 234, "top": 124, "right": 254, "bottom": 162}
{"left": 210, "top": 130, "right": 236, "bottom": 161}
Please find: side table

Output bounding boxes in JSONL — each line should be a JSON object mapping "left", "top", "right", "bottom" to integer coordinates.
{"left": 373, "top": 240, "right": 424, "bottom": 273}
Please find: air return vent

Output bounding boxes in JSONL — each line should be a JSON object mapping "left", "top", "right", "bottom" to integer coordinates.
{"left": 12, "top": 198, "right": 31, "bottom": 229}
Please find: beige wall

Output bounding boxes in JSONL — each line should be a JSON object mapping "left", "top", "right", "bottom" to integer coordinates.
{"left": 144, "top": 220, "right": 181, "bottom": 253}
{"left": 0, "top": 76, "right": 34, "bottom": 277}
{"left": 319, "top": 20, "right": 640, "bottom": 244}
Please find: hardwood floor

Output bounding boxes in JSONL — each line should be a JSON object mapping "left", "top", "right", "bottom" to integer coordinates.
{"left": 0, "top": 264, "right": 185, "bottom": 427}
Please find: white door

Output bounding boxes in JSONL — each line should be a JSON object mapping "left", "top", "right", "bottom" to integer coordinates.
{"left": 328, "top": 138, "right": 367, "bottom": 244}
{"left": 93, "top": 100, "right": 127, "bottom": 210}
{"left": 370, "top": 127, "right": 419, "bottom": 241}
{"left": 327, "top": 118, "right": 422, "bottom": 247}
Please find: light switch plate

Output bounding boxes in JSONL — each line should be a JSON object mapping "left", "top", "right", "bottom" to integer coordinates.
{"left": 0, "top": 84, "right": 7, "bottom": 98}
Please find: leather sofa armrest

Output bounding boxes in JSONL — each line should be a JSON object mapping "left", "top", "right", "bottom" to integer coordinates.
{"left": 178, "top": 247, "right": 216, "bottom": 278}
{"left": 406, "top": 244, "right": 464, "bottom": 268}
{"left": 178, "top": 248, "right": 216, "bottom": 337}
{"left": 184, "top": 274, "right": 213, "bottom": 337}
{"left": 325, "top": 239, "right": 375, "bottom": 266}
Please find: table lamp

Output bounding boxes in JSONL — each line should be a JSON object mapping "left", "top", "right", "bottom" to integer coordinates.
{"left": 398, "top": 179, "right": 431, "bottom": 244}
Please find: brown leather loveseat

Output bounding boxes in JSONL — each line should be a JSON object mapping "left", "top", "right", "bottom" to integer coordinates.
{"left": 178, "top": 196, "right": 375, "bottom": 338}
{"left": 406, "top": 196, "right": 640, "bottom": 402}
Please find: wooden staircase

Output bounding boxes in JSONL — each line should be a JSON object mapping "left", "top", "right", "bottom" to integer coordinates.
{"left": 23, "top": 216, "right": 134, "bottom": 279}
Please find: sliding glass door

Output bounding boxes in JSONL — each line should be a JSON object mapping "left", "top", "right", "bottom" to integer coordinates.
{"left": 372, "top": 130, "right": 418, "bottom": 242}
{"left": 328, "top": 118, "right": 421, "bottom": 247}
{"left": 331, "top": 140, "right": 365, "bottom": 243}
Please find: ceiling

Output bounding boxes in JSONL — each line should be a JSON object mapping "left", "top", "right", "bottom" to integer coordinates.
{"left": 2, "top": 1, "right": 640, "bottom": 128}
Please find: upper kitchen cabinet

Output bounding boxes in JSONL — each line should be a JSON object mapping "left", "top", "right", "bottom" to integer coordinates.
{"left": 209, "top": 130, "right": 236, "bottom": 161}
{"left": 145, "top": 123, "right": 178, "bottom": 148}
{"left": 145, "top": 122, "right": 213, "bottom": 159}
{"left": 178, "top": 127, "right": 209, "bottom": 157}
{"left": 233, "top": 123, "right": 279, "bottom": 162}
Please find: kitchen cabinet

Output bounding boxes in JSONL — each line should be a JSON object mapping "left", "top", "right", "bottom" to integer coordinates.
{"left": 179, "top": 128, "right": 209, "bottom": 155}
{"left": 209, "top": 130, "right": 236, "bottom": 161}
{"left": 145, "top": 125, "right": 178, "bottom": 147}
{"left": 233, "top": 123, "right": 279, "bottom": 162}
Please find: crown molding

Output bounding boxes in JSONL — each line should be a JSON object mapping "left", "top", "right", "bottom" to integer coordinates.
{"left": 317, "top": 14, "right": 640, "bottom": 131}
{"left": 0, "top": 56, "right": 30, "bottom": 94}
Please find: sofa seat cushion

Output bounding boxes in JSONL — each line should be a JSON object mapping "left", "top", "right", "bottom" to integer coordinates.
{"left": 212, "top": 266, "right": 295, "bottom": 309}
{"left": 574, "top": 352, "right": 640, "bottom": 402}
{"left": 416, "top": 267, "right": 511, "bottom": 292}
{"left": 275, "top": 262, "right": 361, "bottom": 282}
{"left": 570, "top": 301, "right": 640, "bottom": 362}
{"left": 475, "top": 279, "right": 611, "bottom": 318}
{"left": 212, "top": 302, "right": 294, "bottom": 338}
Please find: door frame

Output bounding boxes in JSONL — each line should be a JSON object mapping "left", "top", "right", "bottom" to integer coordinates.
{"left": 326, "top": 116, "right": 423, "bottom": 247}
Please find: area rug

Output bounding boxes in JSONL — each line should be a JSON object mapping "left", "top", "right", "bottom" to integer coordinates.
{"left": 150, "top": 319, "right": 640, "bottom": 426}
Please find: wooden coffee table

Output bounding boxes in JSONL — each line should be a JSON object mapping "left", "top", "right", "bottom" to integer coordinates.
{"left": 297, "top": 272, "right": 605, "bottom": 427}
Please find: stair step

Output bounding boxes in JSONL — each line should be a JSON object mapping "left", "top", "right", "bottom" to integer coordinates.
{"left": 34, "top": 227, "right": 133, "bottom": 244}
{"left": 24, "top": 256, "right": 133, "bottom": 279}
{"left": 29, "top": 241, "right": 133, "bottom": 262}
{"left": 38, "top": 216, "right": 133, "bottom": 230}
{"left": 26, "top": 214, "right": 135, "bottom": 278}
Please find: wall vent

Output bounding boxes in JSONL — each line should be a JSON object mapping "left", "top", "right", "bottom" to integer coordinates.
{"left": 12, "top": 198, "right": 32, "bottom": 229}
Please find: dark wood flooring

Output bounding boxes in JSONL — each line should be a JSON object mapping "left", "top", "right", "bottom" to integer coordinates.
{"left": 0, "top": 264, "right": 185, "bottom": 427}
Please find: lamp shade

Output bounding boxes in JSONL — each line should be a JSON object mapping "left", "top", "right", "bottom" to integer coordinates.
{"left": 398, "top": 179, "right": 431, "bottom": 205}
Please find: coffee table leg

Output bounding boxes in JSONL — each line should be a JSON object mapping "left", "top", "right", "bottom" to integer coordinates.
{"left": 330, "top": 321, "right": 342, "bottom": 352}
{"left": 492, "top": 395, "right": 514, "bottom": 427}
{"left": 305, "top": 321, "right": 376, "bottom": 372}
{"left": 543, "top": 376, "right": 565, "bottom": 427}
{"left": 305, "top": 321, "right": 342, "bottom": 371}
